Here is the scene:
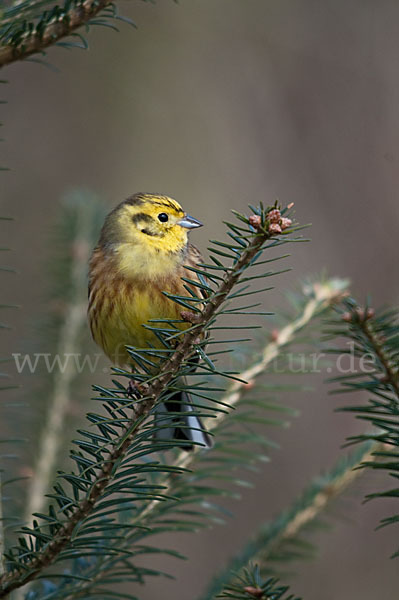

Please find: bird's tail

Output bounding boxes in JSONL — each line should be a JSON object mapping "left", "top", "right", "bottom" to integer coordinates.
{"left": 154, "top": 390, "right": 213, "bottom": 450}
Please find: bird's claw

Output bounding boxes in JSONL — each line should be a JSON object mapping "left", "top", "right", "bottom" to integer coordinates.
{"left": 181, "top": 310, "right": 201, "bottom": 324}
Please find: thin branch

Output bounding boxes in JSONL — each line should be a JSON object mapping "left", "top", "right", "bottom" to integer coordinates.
{"left": 200, "top": 442, "right": 380, "bottom": 600}
{"left": 0, "top": 214, "right": 281, "bottom": 597}
{"left": 25, "top": 279, "right": 346, "bottom": 600}
{"left": 273, "top": 450, "right": 373, "bottom": 542}
{"left": 0, "top": 0, "right": 113, "bottom": 68}
{"left": 253, "top": 447, "right": 380, "bottom": 559}
{"left": 328, "top": 301, "right": 399, "bottom": 545}
{"left": 134, "top": 279, "right": 348, "bottom": 526}
{"left": 211, "top": 280, "right": 347, "bottom": 424}
{"left": 360, "top": 319, "right": 399, "bottom": 399}
{"left": 22, "top": 207, "right": 92, "bottom": 527}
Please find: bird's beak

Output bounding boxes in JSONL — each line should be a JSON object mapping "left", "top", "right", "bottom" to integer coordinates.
{"left": 177, "top": 214, "right": 203, "bottom": 229}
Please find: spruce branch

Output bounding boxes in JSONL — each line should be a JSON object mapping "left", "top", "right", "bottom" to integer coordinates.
{"left": 133, "top": 278, "right": 348, "bottom": 528}
{"left": 218, "top": 565, "right": 300, "bottom": 600}
{"left": 22, "top": 199, "right": 95, "bottom": 527}
{"left": 0, "top": 0, "right": 129, "bottom": 68}
{"left": 0, "top": 203, "right": 301, "bottom": 597}
{"left": 201, "top": 443, "right": 378, "bottom": 600}
{"left": 355, "top": 312, "right": 399, "bottom": 398}
{"left": 212, "top": 279, "right": 347, "bottom": 423}
{"left": 49, "top": 277, "right": 349, "bottom": 600}
{"left": 326, "top": 298, "right": 399, "bottom": 552}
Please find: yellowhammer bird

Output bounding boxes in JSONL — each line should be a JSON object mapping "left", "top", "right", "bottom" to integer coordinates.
{"left": 88, "top": 193, "right": 212, "bottom": 449}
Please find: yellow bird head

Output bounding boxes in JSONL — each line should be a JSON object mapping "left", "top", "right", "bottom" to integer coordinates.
{"left": 99, "top": 193, "right": 202, "bottom": 255}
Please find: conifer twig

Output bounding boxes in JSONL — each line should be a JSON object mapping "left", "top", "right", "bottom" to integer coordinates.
{"left": 13, "top": 199, "right": 101, "bottom": 600}
{"left": 327, "top": 299, "right": 399, "bottom": 545}
{"left": 44, "top": 278, "right": 347, "bottom": 600}
{"left": 200, "top": 442, "right": 380, "bottom": 600}
{"left": 0, "top": 206, "right": 296, "bottom": 597}
{"left": 359, "top": 319, "right": 399, "bottom": 398}
{"left": 212, "top": 279, "right": 347, "bottom": 425}
{"left": 0, "top": 0, "right": 113, "bottom": 68}
{"left": 34, "top": 277, "right": 346, "bottom": 600}
{"left": 23, "top": 212, "right": 92, "bottom": 526}
{"left": 135, "top": 278, "right": 348, "bottom": 525}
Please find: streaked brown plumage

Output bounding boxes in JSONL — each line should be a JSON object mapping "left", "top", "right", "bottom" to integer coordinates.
{"left": 89, "top": 239, "right": 204, "bottom": 365}
{"left": 88, "top": 193, "right": 211, "bottom": 448}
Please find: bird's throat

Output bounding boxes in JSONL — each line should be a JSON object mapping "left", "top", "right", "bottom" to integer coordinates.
{"left": 113, "top": 241, "right": 185, "bottom": 280}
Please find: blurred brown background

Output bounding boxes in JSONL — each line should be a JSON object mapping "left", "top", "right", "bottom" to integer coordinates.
{"left": 1, "top": 0, "right": 399, "bottom": 598}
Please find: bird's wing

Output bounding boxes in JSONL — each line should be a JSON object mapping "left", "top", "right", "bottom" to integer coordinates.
{"left": 183, "top": 242, "right": 209, "bottom": 301}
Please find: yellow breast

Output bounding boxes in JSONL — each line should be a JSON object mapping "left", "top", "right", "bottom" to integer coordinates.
{"left": 88, "top": 246, "right": 190, "bottom": 366}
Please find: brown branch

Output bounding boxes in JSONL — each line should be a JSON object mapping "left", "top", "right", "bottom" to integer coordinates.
{"left": 203, "top": 443, "right": 381, "bottom": 600}
{"left": 361, "top": 320, "right": 399, "bottom": 399}
{"left": 273, "top": 448, "right": 376, "bottom": 543}
{"left": 23, "top": 208, "right": 92, "bottom": 529}
{"left": 0, "top": 0, "right": 113, "bottom": 69}
{"left": 13, "top": 204, "right": 97, "bottom": 600}
{"left": 0, "top": 220, "right": 273, "bottom": 597}
{"left": 38, "top": 279, "right": 346, "bottom": 600}
{"left": 134, "top": 279, "right": 348, "bottom": 527}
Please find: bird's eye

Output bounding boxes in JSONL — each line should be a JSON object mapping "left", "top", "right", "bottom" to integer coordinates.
{"left": 158, "top": 213, "right": 169, "bottom": 222}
